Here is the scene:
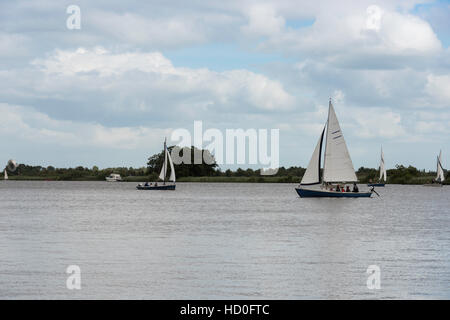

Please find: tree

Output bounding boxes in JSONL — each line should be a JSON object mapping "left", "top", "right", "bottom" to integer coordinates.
{"left": 147, "top": 146, "right": 219, "bottom": 178}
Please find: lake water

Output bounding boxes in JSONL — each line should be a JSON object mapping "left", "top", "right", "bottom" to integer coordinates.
{"left": 0, "top": 181, "right": 449, "bottom": 299}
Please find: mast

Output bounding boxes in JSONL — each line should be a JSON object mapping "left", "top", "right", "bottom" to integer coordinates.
{"left": 322, "top": 98, "right": 331, "bottom": 183}
{"left": 163, "top": 138, "right": 166, "bottom": 185}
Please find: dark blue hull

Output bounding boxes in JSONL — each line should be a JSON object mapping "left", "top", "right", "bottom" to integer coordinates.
{"left": 136, "top": 184, "right": 176, "bottom": 190}
{"left": 367, "top": 183, "right": 385, "bottom": 187}
{"left": 295, "top": 187, "right": 372, "bottom": 198}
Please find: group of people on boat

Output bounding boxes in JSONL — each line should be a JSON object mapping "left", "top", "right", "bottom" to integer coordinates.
{"left": 325, "top": 182, "right": 359, "bottom": 193}
{"left": 141, "top": 182, "right": 158, "bottom": 187}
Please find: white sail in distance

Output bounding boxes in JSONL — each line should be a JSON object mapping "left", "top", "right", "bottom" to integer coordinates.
{"left": 158, "top": 139, "right": 176, "bottom": 182}
{"left": 168, "top": 150, "right": 176, "bottom": 182}
{"left": 322, "top": 101, "right": 358, "bottom": 182}
{"left": 300, "top": 126, "right": 325, "bottom": 185}
{"left": 159, "top": 140, "right": 168, "bottom": 181}
{"left": 4, "top": 169, "right": 7, "bottom": 180}
{"left": 379, "top": 147, "right": 386, "bottom": 182}
{"left": 437, "top": 150, "right": 445, "bottom": 182}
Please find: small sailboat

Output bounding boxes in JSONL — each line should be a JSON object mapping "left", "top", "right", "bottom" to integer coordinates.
{"left": 368, "top": 147, "right": 386, "bottom": 187}
{"left": 3, "top": 168, "right": 8, "bottom": 180}
{"left": 137, "top": 138, "right": 176, "bottom": 190}
{"left": 295, "top": 100, "right": 372, "bottom": 198}
{"left": 423, "top": 150, "right": 445, "bottom": 187}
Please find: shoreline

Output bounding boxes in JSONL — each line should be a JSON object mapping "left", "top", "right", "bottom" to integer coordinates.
{"left": 3, "top": 175, "right": 446, "bottom": 185}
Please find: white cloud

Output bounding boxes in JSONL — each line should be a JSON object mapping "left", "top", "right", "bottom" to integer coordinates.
{"left": 90, "top": 11, "right": 207, "bottom": 48}
{"left": 0, "top": 32, "right": 29, "bottom": 57}
{"left": 30, "top": 47, "right": 295, "bottom": 111}
{"left": 0, "top": 103, "right": 171, "bottom": 150}
{"left": 349, "top": 108, "right": 406, "bottom": 139}
{"left": 425, "top": 74, "right": 450, "bottom": 107}
{"left": 241, "top": 4, "right": 285, "bottom": 37}
{"left": 255, "top": 3, "right": 442, "bottom": 68}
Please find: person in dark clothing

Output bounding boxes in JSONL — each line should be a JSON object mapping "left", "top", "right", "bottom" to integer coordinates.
{"left": 352, "top": 182, "right": 359, "bottom": 193}
{"left": 346, "top": 186, "right": 350, "bottom": 192}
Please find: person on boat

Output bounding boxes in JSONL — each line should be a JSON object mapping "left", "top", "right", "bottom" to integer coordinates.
{"left": 155, "top": 182, "right": 158, "bottom": 187}
{"left": 346, "top": 186, "right": 350, "bottom": 192}
{"left": 144, "top": 182, "right": 149, "bottom": 187}
{"left": 336, "top": 184, "right": 341, "bottom": 192}
{"left": 352, "top": 183, "right": 359, "bottom": 193}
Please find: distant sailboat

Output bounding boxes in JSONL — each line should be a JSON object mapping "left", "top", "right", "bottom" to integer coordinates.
{"left": 3, "top": 168, "right": 8, "bottom": 180}
{"left": 295, "top": 100, "right": 372, "bottom": 198}
{"left": 137, "top": 138, "right": 176, "bottom": 190}
{"left": 424, "top": 150, "right": 445, "bottom": 187}
{"left": 368, "top": 147, "right": 386, "bottom": 187}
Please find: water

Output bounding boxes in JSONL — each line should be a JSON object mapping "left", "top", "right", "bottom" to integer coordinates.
{"left": 0, "top": 181, "right": 449, "bottom": 299}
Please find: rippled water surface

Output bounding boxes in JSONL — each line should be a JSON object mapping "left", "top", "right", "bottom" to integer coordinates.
{"left": 0, "top": 181, "right": 449, "bottom": 299}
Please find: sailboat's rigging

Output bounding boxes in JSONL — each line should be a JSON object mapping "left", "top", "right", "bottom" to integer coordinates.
{"left": 379, "top": 147, "right": 386, "bottom": 182}
{"left": 137, "top": 138, "right": 176, "bottom": 190}
{"left": 368, "top": 147, "right": 386, "bottom": 187}
{"left": 296, "top": 100, "right": 372, "bottom": 198}
{"left": 158, "top": 139, "right": 176, "bottom": 184}
{"left": 436, "top": 150, "right": 445, "bottom": 183}
{"left": 423, "top": 150, "right": 445, "bottom": 187}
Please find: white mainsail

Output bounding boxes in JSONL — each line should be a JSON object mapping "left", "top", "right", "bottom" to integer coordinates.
{"left": 300, "top": 126, "right": 325, "bottom": 185}
{"left": 379, "top": 147, "right": 386, "bottom": 182}
{"left": 158, "top": 144, "right": 167, "bottom": 181}
{"left": 4, "top": 169, "right": 7, "bottom": 180}
{"left": 168, "top": 150, "right": 176, "bottom": 182}
{"left": 437, "top": 150, "right": 445, "bottom": 182}
{"left": 158, "top": 139, "right": 176, "bottom": 183}
{"left": 322, "top": 101, "right": 358, "bottom": 182}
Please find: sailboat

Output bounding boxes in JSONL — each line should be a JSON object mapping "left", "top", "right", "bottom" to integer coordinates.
{"left": 423, "top": 150, "right": 445, "bottom": 187}
{"left": 368, "top": 147, "right": 386, "bottom": 187}
{"left": 3, "top": 160, "right": 17, "bottom": 180}
{"left": 136, "top": 138, "right": 176, "bottom": 190}
{"left": 295, "top": 100, "right": 372, "bottom": 198}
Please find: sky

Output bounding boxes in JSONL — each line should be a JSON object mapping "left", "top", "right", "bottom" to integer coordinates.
{"left": 0, "top": 0, "right": 449, "bottom": 171}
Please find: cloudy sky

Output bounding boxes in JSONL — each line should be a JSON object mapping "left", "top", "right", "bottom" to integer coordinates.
{"left": 1, "top": 0, "right": 449, "bottom": 170}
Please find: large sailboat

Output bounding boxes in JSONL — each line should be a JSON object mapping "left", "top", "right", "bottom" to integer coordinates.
{"left": 295, "top": 100, "right": 372, "bottom": 198}
{"left": 423, "top": 150, "right": 445, "bottom": 187}
{"left": 137, "top": 138, "right": 176, "bottom": 190}
{"left": 368, "top": 147, "right": 386, "bottom": 187}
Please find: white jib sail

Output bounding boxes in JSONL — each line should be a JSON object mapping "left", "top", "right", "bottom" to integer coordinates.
{"left": 437, "top": 151, "right": 445, "bottom": 182}
{"left": 323, "top": 101, "right": 358, "bottom": 183}
{"left": 301, "top": 126, "right": 325, "bottom": 185}
{"left": 380, "top": 148, "right": 386, "bottom": 181}
{"left": 159, "top": 144, "right": 168, "bottom": 181}
{"left": 168, "top": 150, "right": 176, "bottom": 182}
{"left": 4, "top": 169, "right": 8, "bottom": 180}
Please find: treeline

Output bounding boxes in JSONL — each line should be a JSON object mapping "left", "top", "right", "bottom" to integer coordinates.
{"left": 356, "top": 165, "right": 448, "bottom": 184}
{"left": 5, "top": 146, "right": 448, "bottom": 184}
